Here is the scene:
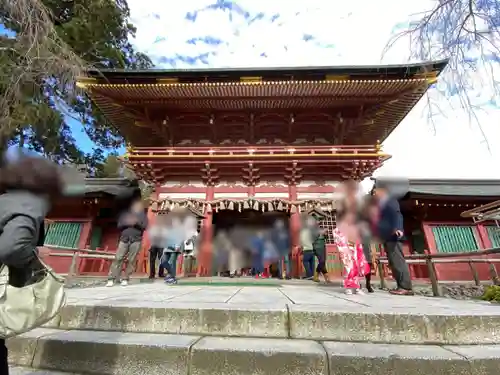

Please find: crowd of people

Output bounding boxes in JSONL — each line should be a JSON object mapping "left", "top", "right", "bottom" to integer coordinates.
{"left": 0, "top": 153, "right": 413, "bottom": 374}
{"left": 104, "top": 178, "right": 413, "bottom": 297}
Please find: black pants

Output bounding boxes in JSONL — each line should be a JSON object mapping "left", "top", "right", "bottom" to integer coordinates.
{"left": 1, "top": 338, "right": 8, "bottom": 375}
{"left": 314, "top": 250, "right": 328, "bottom": 274}
{"left": 149, "top": 246, "right": 164, "bottom": 278}
{"left": 302, "top": 251, "right": 315, "bottom": 278}
{"left": 384, "top": 241, "right": 412, "bottom": 290}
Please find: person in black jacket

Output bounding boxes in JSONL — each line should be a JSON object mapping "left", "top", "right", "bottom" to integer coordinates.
{"left": 0, "top": 155, "right": 65, "bottom": 375}
{"left": 107, "top": 198, "right": 148, "bottom": 287}
{"left": 374, "top": 181, "right": 413, "bottom": 295}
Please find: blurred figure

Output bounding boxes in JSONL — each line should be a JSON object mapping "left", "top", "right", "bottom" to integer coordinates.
{"left": 228, "top": 243, "right": 244, "bottom": 277}
{"left": 0, "top": 155, "right": 65, "bottom": 374}
{"left": 300, "top": 216, "right": 317, "bottom": 280}
{"left": 161, "top": 215, "right": 183, "bottom": 284}
{"left": 213, "top": 231, "right": 231, "bottom": 276}
{"left": 169, "top": 216, "right": 184, "bottom": 279}
{"left": 359, "top": 195, "right": 379, "bottom": 293}
{"left": 251, "top": 230, "right": 266, "bottom": 278}
{"left": 108, "top": 198, "right": 148, "bottom": 287}
{"left": 182, "top": 215, "right": 198, "bottom": 276}
{"left": 340, "top": 179, "right": 361, "bottom": 212}
{"left": 147, "top": 215, "right": 168, "bottom": 279}
{"left": 333, "top": 209, "right": 370, "bottom": 294}
{"left": 313, "top": 228, "right": 330, "bottom": 283}
{"left": 374, "top": 181, "right": 413, "bottom": 295}
{"left": 271, "top": 219, "right": 291, "bottom": 279}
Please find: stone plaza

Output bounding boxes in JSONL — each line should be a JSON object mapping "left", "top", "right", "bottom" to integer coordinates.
{"left": 8, "top": 282, "right": 500, "bottom": 374}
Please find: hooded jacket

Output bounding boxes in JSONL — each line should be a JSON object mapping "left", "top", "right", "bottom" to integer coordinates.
{"left": 0, "top": 191, "right": 49, "bottom": 270}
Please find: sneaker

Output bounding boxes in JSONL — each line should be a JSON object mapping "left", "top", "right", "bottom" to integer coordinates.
{"left": 106, "top": 280, "right": 114, "bottom": 287}
{"left": 165, "top": 277, "right": 177, "bottom": 284}
{"left": 345, "top": 289, "right": 353, "bottom": 295}
{"left": 120, "top": 280, "right": 128, "bottom": 287}
{"left": 355, "top": 289, "right": 365, "bottom": 295}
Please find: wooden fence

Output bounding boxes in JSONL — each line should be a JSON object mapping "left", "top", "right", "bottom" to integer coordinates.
{"left": 46, "top": 245, "right": 116, "bottom": 284}
{"left": 377, "top": 247, "right": 500, "bottom": 296}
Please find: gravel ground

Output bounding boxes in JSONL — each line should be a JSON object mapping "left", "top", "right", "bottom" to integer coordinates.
{"left": 382, "top": 283, "right": 487, "bottom": 300}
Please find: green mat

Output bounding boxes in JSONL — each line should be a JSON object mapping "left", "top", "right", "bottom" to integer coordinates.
{"left": 173, "top": 281, "right": 282, "bottom": 287}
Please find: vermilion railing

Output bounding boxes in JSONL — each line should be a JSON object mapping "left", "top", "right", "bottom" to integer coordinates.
{"left": 129, "top": 144, "right": 384, "bottom": 157}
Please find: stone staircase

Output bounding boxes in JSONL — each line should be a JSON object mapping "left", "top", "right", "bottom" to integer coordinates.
{"left": 7, "top": 283, "right": 500, "bottom": 374}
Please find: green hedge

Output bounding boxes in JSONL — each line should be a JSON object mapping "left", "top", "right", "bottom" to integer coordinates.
{"left": 482, "top": 285, "right": 500, "bottom": 302}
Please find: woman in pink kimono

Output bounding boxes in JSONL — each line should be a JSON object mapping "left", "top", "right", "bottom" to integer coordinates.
{"left": 333, "top": 209, "right": 370, "bottom": 294}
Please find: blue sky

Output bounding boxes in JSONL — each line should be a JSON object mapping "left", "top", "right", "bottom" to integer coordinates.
{"left": 4, "top": 0, "right": 500, "bottom": 178}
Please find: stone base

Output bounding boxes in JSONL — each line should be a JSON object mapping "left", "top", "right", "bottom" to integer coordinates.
{"left": 8, "top": 328, "right": 500, "bottom": 375}
{"left": 7, "top": 284, "right": 500, "bottom": 374}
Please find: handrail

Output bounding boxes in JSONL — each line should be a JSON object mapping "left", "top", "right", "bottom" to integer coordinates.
{"left": 376, "top": 247, "right": 500, "bottom": 296}
{"left": 47, "top": 245, "right": 113, "bottom": 256}
{"left": 45, "top": 245, "right": 116, "bottom": 284}
{"left": 378, "top": 247, "right": 500, "bottom": 260}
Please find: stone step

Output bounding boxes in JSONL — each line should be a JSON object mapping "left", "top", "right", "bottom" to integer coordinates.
{"left": 11, "top": 367, "right": 81, "bottom": 374}
{"left": 51, "top": 299, "right": 500, "bottom": 344}
{"left": 7, "top": 328, "right": 500, "bottom": 375}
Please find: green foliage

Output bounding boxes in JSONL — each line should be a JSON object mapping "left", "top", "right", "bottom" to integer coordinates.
{"left": 95, "top": 153, "right": 123, "bottom": 178}
{"left": 482, "top": 285, "right": 500, "bottom": 302}
{"left": 95, "top": 152, "right": 153, "bottom": 201}
{"left": 0, "top": 0, "right": 152, "bottom": 167}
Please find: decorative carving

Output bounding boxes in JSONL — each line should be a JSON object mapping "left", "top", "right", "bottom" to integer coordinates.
{"left": 284, "top": 161, "right": 303, "bottom": 186}
{"left": 256, "top": 180, "right": 288, "bottom": 188}
{"left": 242, "top": 162, "right": 260, "bottom": 187}
{"left": 201, "top": 163, "right": 219, "bottom": 186}
{"left": 215, "top": 182, "right": 248, "bottom": 188}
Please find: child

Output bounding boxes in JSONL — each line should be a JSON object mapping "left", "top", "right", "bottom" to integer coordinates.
{"left": 333, "top": 209, "right": 369, "bottom": 294}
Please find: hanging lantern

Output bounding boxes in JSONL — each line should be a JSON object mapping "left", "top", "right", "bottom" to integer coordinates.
{"left": 207, "top": 204, "right": 212, "bottom": 212}
{"left": 228, "top": 201, "right": 234, "bottom": 210}
{"left": 243, "top": 200, "right": 250, "bottom": 209}
{"left": 277, "top": 201, "right": 283, "bottom": 210}
{"left": 219, "top": 202, "right": 225, "bottom": 210}
{"left": 268, "top": 202, "right": 274, "bottom": 211}
{"left": 253, "top": 201, "right": 259, "bottom": 210}
{"left": 291, "top": 205, "right": 297, "bottom": 213}
{"left": 238, "top": 203, "right": 242, "bottom": 212}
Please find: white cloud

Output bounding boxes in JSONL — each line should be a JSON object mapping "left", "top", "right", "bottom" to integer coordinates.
{"left": 127, "top": 0, "right": 500, "bottom": 179}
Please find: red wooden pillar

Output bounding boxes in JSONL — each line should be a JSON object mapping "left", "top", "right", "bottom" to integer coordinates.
{"left": 76, "top": 219, "right": 93, "bottom": 275}
{"left": 198, "top": 184, "right": 214, "bottom": 276}
{"left": 78, "top": 220, "right": 93, "bottom": 250}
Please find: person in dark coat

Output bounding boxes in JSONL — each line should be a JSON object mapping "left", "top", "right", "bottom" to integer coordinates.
{"left": 270, "top": 219, "right": 291, "bottom": 279}
{"left": 107, "top": 198, "right": 148, "bottom": 287}
{"left": 313, "top": 228, "right": 330, "bottom": 283}
{"left": 374, "top": 181, "right": 413, "bottom": 295}
{"left": 0, "top": 155, "right": 65, "bottom": 375}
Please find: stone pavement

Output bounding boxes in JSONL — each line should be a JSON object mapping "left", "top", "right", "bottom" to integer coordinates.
{"left": 9, "top": 283, "right": 500, "bottom": 375}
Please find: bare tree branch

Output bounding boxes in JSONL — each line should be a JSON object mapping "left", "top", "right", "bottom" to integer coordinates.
{"left": 384, "top": 0, "right": 500, "bottom": 151}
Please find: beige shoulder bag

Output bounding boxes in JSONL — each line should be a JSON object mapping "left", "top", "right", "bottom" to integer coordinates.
{"left": 0, "top": 258, "right": 66, "bottom": 338}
